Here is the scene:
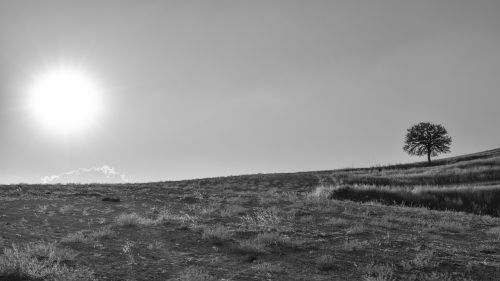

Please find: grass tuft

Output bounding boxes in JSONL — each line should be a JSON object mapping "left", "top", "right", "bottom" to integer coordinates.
{"left": 115, "top": 213, "right": 155, "bottom": 227}
{"left": 201, "top": 225, "right": 233, "bottom": 241}
{"left": 0, "top": 242, "right": 95, "bottom": 281}
{"left": 176, "top": 266, "right": 215, "bottom": 281}
{"left": 316, "top": 255, "right": 337, "bottom": 271}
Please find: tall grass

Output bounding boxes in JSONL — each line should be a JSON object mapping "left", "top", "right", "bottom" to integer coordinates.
{"left": 329, "top": 184, "right": 500, "bottom": 216}
{"left": 335, "top": 156, "right": 500, "bottom": 186}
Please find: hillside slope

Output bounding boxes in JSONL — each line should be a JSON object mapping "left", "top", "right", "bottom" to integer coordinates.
{"left": 154, "top": 147, "right": 500, "bottom": 190}
{"left": 1, "top": 148, "right": 500, "bottom": 280}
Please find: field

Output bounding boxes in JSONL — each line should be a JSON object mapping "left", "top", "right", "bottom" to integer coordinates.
{"left": 1, "top": 149, "right": 500, "bottom": 280}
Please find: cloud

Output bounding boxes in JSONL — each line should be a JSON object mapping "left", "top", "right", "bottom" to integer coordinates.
{"left": 41, "top": 165, "right": 130, "bottom": 184}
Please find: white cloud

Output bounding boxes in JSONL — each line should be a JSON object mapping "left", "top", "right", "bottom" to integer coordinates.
{"left": 41, "top": 165, "right": 130, "bottom": 184}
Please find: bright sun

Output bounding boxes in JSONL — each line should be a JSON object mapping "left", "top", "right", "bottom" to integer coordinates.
{"left": 27, "top": 65, "right": 103, "bottom": 135}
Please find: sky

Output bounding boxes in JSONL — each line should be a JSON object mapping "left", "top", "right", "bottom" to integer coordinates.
{"left": 1, "top": 0, "right": 500, "bottom": 184}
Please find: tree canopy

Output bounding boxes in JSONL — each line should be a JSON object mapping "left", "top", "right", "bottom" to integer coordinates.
{"left": 403, "top": 122, "right": 452, "bottom": 163}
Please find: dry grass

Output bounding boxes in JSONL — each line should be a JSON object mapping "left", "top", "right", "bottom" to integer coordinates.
{"left": 316, "top": 254, "right": 337, "bottom": 271}
{"left": 176, "top": 266, "right": 215, "bottom": 281}
{"left": 327, "top": 217, "right": 350, "bottom": 226}
{"left": 0, "top": 148, "right": 499, "bottom": 280}
{"left": 201, "top": 224, "right": 233, "bottom": 241}
{"left": 239, "top": 207, "right": 293, "bottom": 231}
{"left": 486, "top": 226, "right": 500, "bottom": 237}
{"left": 62, "top": 226, "right": 115, "bottom": 244}
{"left": 342, "top": 239, "right": 369, "bottom": 251}
{"left": 0, "top": 242, "right": 95, "bottom": 281}
{"left": 346, "top": 223, "right": 368, "bottom": 235}
{"left": 238, "top": 232, "right": 294, "bottom": 253}
{"left": 252, "top": 262, "right": 285, "bottom": 273}
{"left": 329, "top": 184, "right": 500, "bottom": 216}
{"left": 336, "top": 154, "right": 500, "bottom": 186}
{"left": 220, "top": 205, "right": 247, "bottom": 217}
{"left": 115, "top": 212, "right": 156, "bottom": 226}
{"left": 362, "top": 264, "right": 394, "bottom": 281}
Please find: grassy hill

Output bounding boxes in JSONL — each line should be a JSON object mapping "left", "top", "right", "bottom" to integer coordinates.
{"left": 1, "top": 148, "right": 500, "bottom": 280}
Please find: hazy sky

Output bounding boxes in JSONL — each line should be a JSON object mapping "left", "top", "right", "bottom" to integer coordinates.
{"left": 1, "top": 1, "right": 500, "bottom": 184}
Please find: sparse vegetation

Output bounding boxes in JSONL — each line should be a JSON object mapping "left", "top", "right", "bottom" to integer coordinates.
{"left": 220, "top": 204, "right": 247, "bottom": 217}
{"left": 0, "top": 148, "right": 499, "bottom": 280}
{"left": 252, "top": 261, "right": 285, "bottom": 273}
{"left": 240, "top": 207, "right": 293, "bottom": 231}
{"left": 115, "top": 212, "right": 156, "bottom": 226}
{"left": 62, "top": 226, "right": 115, "bottom": 244}
{"left": 342, "top": 239, "right": 369, "bottom": 251}
{"left": 0, "top": 242, "right": 95, "bottom": 281}
{"left": 346, "top": 224, "right": 368, "bottom": 235}
{"left": 176, "top": 266, "right": 215, "bottom": 281}
{"left": 363, "top": 263, "right": 394, "bottom": 281}
{"left": 316, "top": 254, "right": 337, "bottom": 271}
{"left": 200, "top": 224, "right": 233, "bottom": 241}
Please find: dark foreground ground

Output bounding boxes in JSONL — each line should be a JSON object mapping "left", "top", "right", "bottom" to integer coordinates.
{"left": 1, "top": 149, "right": 500, "bottom": 280}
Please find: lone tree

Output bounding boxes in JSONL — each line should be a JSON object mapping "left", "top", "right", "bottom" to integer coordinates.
{"left": 403, "top": 122, "right": 452, "bottom": 164}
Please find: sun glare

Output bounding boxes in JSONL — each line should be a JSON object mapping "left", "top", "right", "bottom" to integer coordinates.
{"left": 27, "top": 65, "right": 103, "bottom": 135}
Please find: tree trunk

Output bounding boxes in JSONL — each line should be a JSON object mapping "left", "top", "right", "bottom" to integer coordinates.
{"left": 427, "top": 151, "right": 431, "bottom": 164}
